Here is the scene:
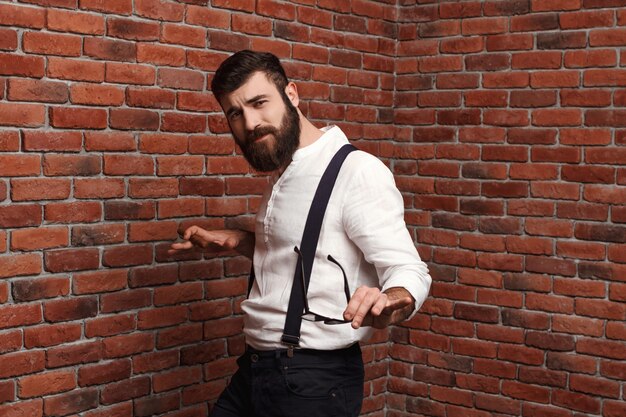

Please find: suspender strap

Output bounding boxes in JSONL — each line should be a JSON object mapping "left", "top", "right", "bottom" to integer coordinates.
{"left": 281, "top": 143, "right": 357, "bottom": 347}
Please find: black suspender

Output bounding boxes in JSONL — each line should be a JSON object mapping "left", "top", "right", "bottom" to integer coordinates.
{"left": 280, "top": 143, "right": 357, "bottom": 349}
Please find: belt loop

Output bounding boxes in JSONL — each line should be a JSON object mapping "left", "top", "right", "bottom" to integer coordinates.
{"left": 287, "top": 345, "right": 294, "bottom": 358}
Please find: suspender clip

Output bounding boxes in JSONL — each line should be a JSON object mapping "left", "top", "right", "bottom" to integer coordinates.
{"left": 281, "top": 334, "right": 300, "bottom": 358}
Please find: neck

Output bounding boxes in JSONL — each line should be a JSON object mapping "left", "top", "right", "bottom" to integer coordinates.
{"left": 297, "top": 113, "right": 324, "bottom": 149}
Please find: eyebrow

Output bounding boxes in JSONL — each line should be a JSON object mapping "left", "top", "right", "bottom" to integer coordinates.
{"left": 225, "top": 94, "right": 270, "bottom": 118}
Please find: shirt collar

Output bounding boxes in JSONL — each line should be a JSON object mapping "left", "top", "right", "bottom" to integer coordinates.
{"left": 291, "top": 125, "right": 341, "bottom": 161}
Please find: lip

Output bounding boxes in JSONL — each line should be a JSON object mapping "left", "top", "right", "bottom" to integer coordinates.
{"left": 254, "top": 133, "right": 272, "bottom": 142}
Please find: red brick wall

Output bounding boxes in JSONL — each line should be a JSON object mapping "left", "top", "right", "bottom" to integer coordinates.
{"left": 389, "top": 1, "right": 626, "bottom": 417}
{"left": 1, "top": 1, "right": 625, "bottom": 417}
{"left": 0, "top": 0, "right": 396, "bottom": 416}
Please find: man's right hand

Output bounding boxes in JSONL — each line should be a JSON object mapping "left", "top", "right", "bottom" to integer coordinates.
{"left": 168, "top": 226, "right": 254, "bottom": 259}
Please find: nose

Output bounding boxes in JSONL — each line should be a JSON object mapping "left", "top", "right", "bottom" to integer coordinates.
{"left": 243, "top": 109, "right": 260, "bottom": 133}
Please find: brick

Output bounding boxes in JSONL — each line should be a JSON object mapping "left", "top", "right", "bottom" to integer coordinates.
{"left": 45, "top": 201, "right": 102, "bottom": 223}
{"left": 482, "top": 72, "right": 529, "bottom": 89}
{"left": 501, "top": 380, "right": 550, "bottom": 403}
{"left": 84, "top": 37, "right": 136, "bottom": 62}
{"left": 512, "top": 51, "right": 562, "bottom": 69}
{"left": 18, "top": 370, "right": 75, "bottom": 398}
{"left": 0, "top": 350, "right": 45, "bottom": 378}
{"left": 103, "top": 244, "right": 153, "bottom": 267}
{"left": 74, "top": 269, "right": 127, "bottom": 295}
{"left": 7, "top": 78, "right": 68, "bottom": 103}
{"left": 23, "top": 32, "right": 81, "bottom": 57}
{"left": 126, "top": 88, "right": 175, "bottom": 110}
{"left": 44, "top": 389, "right": 99, "bottom": 415}
{"left": 532, "top": 146, "right": 581, "bottom": 163}
{"left": 103, "top": 333, "right": 154, "bottom": 358}
{"left": 587, "top": 147, "right": 626, "bottom": 164}
{"left": 0, "top": 253, "right": 42, "bottom": 279}
{"left": 101, "top": 377, "right": 150, "bottom": 404}
{"left": 157, "top": 323, "right": 203, "bottom": 349}
{"left": 0, "top": 131, "right": 19, "bottom": 151}
{"left": 70, "top": 83, "right": 124, "bottom": 106}
{"left": 0, "top": 53, "right": 43, "bottom": 79}
{"left": 459, "top": 127, "right": 506, "bottom": 143}
{"left": 135, "top": 392, "right": 179, "bottom": 416}
{"left": 565, "top": 49, "right": 617, "bottom": 68}
{"left": 0, "top": 400, "right": 43, "bottom": 417}
{"left": 0, "top": 378, "right": 15, "bottom": 402}
{"left": 104, "top": 154, "right": 153, "bottom": 175}
{"left": 75, "top": 178, "right": 125, "bottom": 198}
{"left": 106, "top": 62, "right": 155, "bottom": 85}
{"left": 137, "top": 43, "right": 185, "bottom": 67}
{"left": 46, "top": 341, "right": 102, "bottom": 368}
{"left": 187, "top": 50, "right": 228, "bottom": 71}
{"left": 110, "top": 108, "right": 160, "bottom": 131}
{"left": 13, "top": 275, "right": 70, "bottom": 303}
{"left": 0, "top": 329, "right": 23, "bottom": 354}
{"left": 22, "top": 131, "right": 81, "bottom": 151}
{"left": 0, "top": 103, "right": 45, "bottom": 127}
{"left": 78, "top": 359, "right": 131, "bottom": 387}
{"left": 186, "top": 5, "right": 230, "bottom": 28}
{"left": 24, "top": 323, "right": 80, "bottom": 349}
{"left": 10, "top": 178, "right": 70, "bottom": 202}
{"left": 576, "top": 223, "right": 626, "bottom": 243}
{"left": 44, "top": 249, "right": 100, "bottom": 272}
{"left": 72, "top": 224, "right": 125, "bottom": 246}
{"left": 0, "top": 3, "right": 46, "bottom": 28}
{"left": 552, "top": 390, "right": 600, "bottom": 414}
{"left": 161, "top": 113, "right": 206, "bottom": 133}
{"left": 43, "top": 154, "right": 102, "bottom": 177}
{"left": 502, "top": 308, "right": 550, "bottom": 330}
{"left": 130, "top": 178, "right": 179, "bottom": 198}
{"left": 155, "top": 282, "right": 204, "bottom": 307}
{"left": 85, "top": 314, "right": 135, "bottom": 338}
{"left": 483, "top": 109, "right": 529, "bottom": 126}
{"left": 83, "top": 402, "right": 132, "bottom": 417}
{"left": 153, "top": 367, "right": 202, "bottom": 393}
{"left": 47, "top": 8, "right": 105, "bottom": 35}
{"left": 0, "top": 204, "right": 42, "bottom": 228}
{"left": 47, "top": 57, "right": 105, "bottom": 82}
{"left": 44, "top": 297, "right": 98, "bottom": 323}
{"left": 533, "top": 108, "right": 582, "bottom": 126}
{"left": 486, "top": 34, "right": 533, "bottom": 51}
{"left": 133, "top": 350, "right": 179, "bottom": 374}
{"left": 50, "top": 106, "right": 107, "bottom": 129}
{"left": 208, "top": 29, "right": 251, "bottom": 51}
{"left": 107, "top": 17, "right": 159, "bottom": 41}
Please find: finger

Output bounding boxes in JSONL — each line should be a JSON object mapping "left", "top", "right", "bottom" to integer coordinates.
{"left": 381, "top": 296, "right": 413, "bottom": 314}
{"left": 171, "top": 241, "right": 194, "bottom": 251}
{"left": 369, "top": 294, "right": 389, "bottom": 317}
{"left": 183, "top": 226, "right": 197, "bottom": 241}
{"left": 343, "top": 286, "right": 369, "bottom": 320}
{"left": 351, "top": 289, "right": 382, "bottom": 329}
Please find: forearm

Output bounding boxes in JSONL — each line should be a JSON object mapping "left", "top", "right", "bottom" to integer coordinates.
{"left": 234, "top": 230, "right": 255, "bottom": 259}
{"left": 383, "top": 286, "right": 415, "bottom": 325}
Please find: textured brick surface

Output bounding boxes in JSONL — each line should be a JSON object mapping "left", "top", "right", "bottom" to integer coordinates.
{"left": 0, "top": 1, "right": 625, "bottom": 416}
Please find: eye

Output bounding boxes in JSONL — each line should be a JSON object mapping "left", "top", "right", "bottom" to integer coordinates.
{"left": 253, "top": 100, "right": 267, "bottom": 107}
{"left": 228, "top": 110, "right": 242, "bottom": 121}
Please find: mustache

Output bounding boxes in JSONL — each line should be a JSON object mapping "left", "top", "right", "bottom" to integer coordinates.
{"left": 246, "top": 126, "right": 278, "bottom": 143}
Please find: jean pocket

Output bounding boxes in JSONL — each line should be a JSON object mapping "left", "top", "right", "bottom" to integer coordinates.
{"left": 283, "top": 363, "right": 341, "bottom": 399}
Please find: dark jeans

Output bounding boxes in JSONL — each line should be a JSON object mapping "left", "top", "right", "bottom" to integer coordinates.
{"left": 210, "top": 343, "right": 364, "bottom": 417}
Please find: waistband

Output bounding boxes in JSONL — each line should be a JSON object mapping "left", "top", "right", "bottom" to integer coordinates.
{"left": 244, "top": 343, "right": 361, "bottom": 363}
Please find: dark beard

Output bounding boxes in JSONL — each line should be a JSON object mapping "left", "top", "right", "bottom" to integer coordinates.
{"left": 237, "top": 99, "right": 301, "bottom": 172}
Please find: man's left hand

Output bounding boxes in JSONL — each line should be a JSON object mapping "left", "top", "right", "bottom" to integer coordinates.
{"left": 343, "top": 286, "right": 415, "bottom": 329}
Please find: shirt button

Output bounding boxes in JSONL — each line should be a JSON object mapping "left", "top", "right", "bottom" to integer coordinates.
{"left": 250, "top": 354, "right": 259, "bottom": 363}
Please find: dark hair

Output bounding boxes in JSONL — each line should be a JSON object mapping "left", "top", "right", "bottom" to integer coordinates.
{"left": 211, "top": 50, "right": 289, "bottom": 103}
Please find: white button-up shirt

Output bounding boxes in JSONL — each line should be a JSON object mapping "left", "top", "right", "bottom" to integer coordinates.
{"left": 242, "top": 126, "right": 431, "bottom": 350}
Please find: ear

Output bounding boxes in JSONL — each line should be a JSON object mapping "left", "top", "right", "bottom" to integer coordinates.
{"left": 284, "top": 82, "right": 299, "bottom": 108}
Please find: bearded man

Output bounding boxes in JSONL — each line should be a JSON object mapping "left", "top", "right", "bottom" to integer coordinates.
{"left": 169, "top": 50, "right": 432, "bottom": 417}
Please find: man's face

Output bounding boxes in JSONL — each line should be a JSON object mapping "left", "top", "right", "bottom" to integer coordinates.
{"left": 219, "top": 72, "right": 301, "bottom": 172}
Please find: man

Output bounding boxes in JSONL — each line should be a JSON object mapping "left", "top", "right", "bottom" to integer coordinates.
{"left": 169, "top": 50, "right": 431, "bottom": 417}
